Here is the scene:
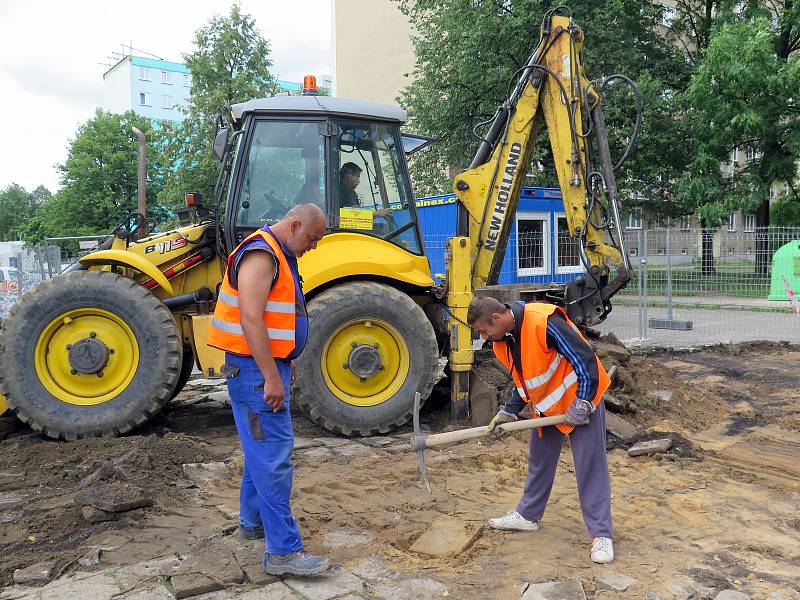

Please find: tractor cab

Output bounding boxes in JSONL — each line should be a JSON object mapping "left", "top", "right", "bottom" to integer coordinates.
{"left": 222, "top": 95, "right": 425, "bottom": 257}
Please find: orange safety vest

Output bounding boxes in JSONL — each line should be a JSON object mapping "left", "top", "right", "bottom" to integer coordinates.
{"left": 207, "top": 229, "right": 298, "bottom": 358}
{"left": 492, "top": 302, "right": 609, "bottom": 435}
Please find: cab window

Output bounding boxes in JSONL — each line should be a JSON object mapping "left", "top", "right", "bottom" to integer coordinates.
{"left": 235, "top": 120, "right": 325, "bottom": 227}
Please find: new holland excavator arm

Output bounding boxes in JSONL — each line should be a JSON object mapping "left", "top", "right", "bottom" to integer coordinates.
{"left": 445, "top": 9, "right": 637, "bottom": 421}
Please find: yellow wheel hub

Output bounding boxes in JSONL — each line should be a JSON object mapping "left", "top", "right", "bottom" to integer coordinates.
{"left": 34, "top": 308, "right": 139, "bottom": 406}
{"left": 322, "top": 319, "right": 409, "bottom": 407}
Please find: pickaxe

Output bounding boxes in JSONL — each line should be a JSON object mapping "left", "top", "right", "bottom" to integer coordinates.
{"left": 411, "top": 392, "right": 567, "bottom": 493}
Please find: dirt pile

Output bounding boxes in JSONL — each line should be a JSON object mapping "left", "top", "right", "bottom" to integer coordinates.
{"left": 0, "top": 432, "right": 227, "bottom": 585}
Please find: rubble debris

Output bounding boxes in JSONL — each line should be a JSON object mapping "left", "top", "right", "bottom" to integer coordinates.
{"left": 81, "top": 505, "right": 118, "bottom": 524}
{"left": 605, "top": 412, "right": 639, "bottom": 441}
{"left": 521, "top": 580, "right": 587, "bottom": 600}
{"left": 13, "top": 560, "right": 55, "bottom": 584}
{"left": 74, "top": 483, "right": 154, "bottom": 513}
{"left": 596, "top": 572, "right": 638, "bottom": 592}
{"left": 628, "top": 438, "right": 673, "bottom": 457}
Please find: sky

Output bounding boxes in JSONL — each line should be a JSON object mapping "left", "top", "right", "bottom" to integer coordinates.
{"left": 0, "top": 0, "right": 332, "bottom": 193}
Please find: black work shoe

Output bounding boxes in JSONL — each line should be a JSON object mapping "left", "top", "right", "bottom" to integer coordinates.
{"left": 237, "top": 525, "right": 264, "bottom": 540}
{"left": 262, "top": 550, "right": 330, "bottom": 576}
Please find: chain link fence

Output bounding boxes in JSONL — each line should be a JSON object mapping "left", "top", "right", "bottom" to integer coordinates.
{"left": 422, "top": 226, "right": 800, "bottom": 347}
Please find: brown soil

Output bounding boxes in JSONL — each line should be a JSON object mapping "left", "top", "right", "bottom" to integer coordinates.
{"left": 1, "top": 342, "right": 800, "bottom": 599}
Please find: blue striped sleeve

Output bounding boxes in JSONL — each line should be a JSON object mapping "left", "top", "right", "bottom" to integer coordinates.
{"left": 545, "top": 314, "right": 599, "bottom": 400}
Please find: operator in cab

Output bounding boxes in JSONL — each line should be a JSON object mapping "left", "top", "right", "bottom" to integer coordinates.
{"left": 208, "top": 204, "right": 330, "bottom": 577}
{"left": 338, "top": 162, "right": 392, "bottom": 218}
{"left": 467, "top": 296, "right": 615, "bottom": 565}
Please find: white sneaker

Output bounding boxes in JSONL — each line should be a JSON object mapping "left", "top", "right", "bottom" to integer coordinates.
{"left": 591, "top": 537, "right": 614, "bottom": 563}
{"left": 487, "top": 510, "right": 539, "bottom": 531}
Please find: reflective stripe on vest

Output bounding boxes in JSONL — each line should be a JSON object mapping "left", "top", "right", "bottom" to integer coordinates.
{"left": 207, "top": 229, "right": 297, "bottom": 358}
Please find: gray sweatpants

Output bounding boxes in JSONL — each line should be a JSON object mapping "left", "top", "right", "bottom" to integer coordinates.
{"left": 516, "top": 401, "right": 613, "bottom": 539}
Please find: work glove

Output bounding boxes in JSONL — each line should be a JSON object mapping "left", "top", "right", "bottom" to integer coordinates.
{"left": 564, "top": 398, "right": 595, "bottom": 426}
{"left": 487, "top": 409, "right": 517, "bottom": 436}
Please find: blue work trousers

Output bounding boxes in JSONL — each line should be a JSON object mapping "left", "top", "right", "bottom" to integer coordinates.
{"left": 225, "top": 353, "right": 302, "bottom": 555}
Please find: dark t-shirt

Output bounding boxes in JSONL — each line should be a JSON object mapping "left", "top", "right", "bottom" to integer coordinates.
{"left": 339, "top": 184, "right": 359, "bottom": 208}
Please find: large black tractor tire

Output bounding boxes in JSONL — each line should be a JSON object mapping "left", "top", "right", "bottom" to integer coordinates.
{"left": 169, "top": 348, "right": 196, "bottom": 402}
{"left": 0, "top": 271, "right": 182, "bottom": 440}
{"left": 295, "top": 281, "right": 439, "bottom": 436}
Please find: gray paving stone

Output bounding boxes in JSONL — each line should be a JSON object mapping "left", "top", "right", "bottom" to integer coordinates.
{"left": 206, "top": 391, "right": 231, "bottom": 403}
{"left": 771, "top": 589, "right": 800, "bottom": 600}
{"left": 240, "top": 582, "right": 297, "bottom": 600}
{"left": 359, "top": 436, "right": 397, "bottom": 448}
{"left": 347, "top": 555, "right": 398, "bottom": 582}
{"left": 81, "top": 505, "right": 118, "bottom": 523}
{"left": 74, "top": 483, "right": 154, "bottom": 512}
{"left": 521, "top": 580, "right": 587, "bottom": 600}
{"left": 317, "top": 437, "right": 352, "bottom": 447}
{"left": 116, "top": 583, "right": 175, "bottom": 600}
{"left": 322, "top": 530, "right": 371, "bottom": 549}
{"left": 605, "top": 412, "right": 638, "bottom": 441}
{"left": 13, "top": 561, "right": 55, "bottom": 584}
{"left": 284, "top": 567, "right": 364, "bottom": 600}
{"left": 373, "top": 578, "right": 448, "bottom": 600}
{"left": 715, "top": 591, "right": 751, "bottom": 600}
{"left": 115, "top": 556, "right": 181, "bottom": 590}
{"left": 38, "top": 572, "right": 122, "bottom": 600}
{"left": 171, "top": 551, "right": 243, "bottom": 599}
{"left": 294, "top": 437, "right": 324, "bottom": 450}
{"left": 242, "top": 563, "right": 280, "bottom": 585}
{"left": 668, "top": 583, "right": 695, "bottom": 599}
{"left": 186, "top": 378, "right": 225, "bottom": 387}
{"left": 409, "top": 515, "right": 483, "bottom": 557}
{"left": 596, "top": 572, "right": 638, "bottom": 593}
{"left": 647, "top": 389, "right": 674, "bottom": 403}
{"left": 182, "top": 462, "right": 229, "bottom": 483}
{"left": 78, "top": 548, "right": 101, "bottom": 567}
{"left": 628, "top": 438, "right": 673, "bottom": 457}
{"left": 300, "top": 447, "right": 333, "bottom": 461}
{"left": 645, "top": 593, "right": 663, "bottom": 600}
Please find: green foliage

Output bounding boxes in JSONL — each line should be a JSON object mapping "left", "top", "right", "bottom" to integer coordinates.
{"left": 678, "top": 4, "right": 800, "bottom": 224}
{"left": 0, "top": 184, "right": 40, "bottom": 241}
{"left": 18, "top": 110, "right": 163, "bottom": 243}
{"left": 157, "top": 5, "right": 274, "bottom": 207}
{"left": 396, "top": 0, "right": 692, "bottom": 201}
{"left": 771, "top": 196, "right": 800, "bottom": 226}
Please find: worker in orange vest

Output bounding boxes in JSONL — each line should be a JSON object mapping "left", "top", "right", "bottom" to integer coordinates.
{"left": 208, "top": 204, "right": 328, "bottom": 576}
{"left": 467, "top": 296, "right": 614, "bottom": 564}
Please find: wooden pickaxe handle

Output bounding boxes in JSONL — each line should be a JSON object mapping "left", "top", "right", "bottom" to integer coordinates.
{"left": 412, "top": 413, "right": 568, "bottom": 451}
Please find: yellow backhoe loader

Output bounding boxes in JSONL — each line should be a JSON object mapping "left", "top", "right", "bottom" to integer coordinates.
{"left": 0, "top": 8, "right": 636, "bottom": 439}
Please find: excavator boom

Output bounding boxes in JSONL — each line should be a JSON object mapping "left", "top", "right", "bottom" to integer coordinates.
{"left": 445, "top": 10, "right": 635, "bottom": 422}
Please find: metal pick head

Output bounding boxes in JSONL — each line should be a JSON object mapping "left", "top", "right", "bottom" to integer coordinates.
{"left": 411, "top": 392, "right": 431, "bottom": 494}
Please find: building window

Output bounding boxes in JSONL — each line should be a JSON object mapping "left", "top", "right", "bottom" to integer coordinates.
{"left": 555, "top": 216, "right": 582, "bottom": 274}
{"left": 730, "top": 147, "right": 738, "bottom": 163}
{"left": 183, "top": 73, "right": 192, "bottom": 87}
{"left": 728, "top": 213, "right": 736, "bottom": 231}
{"left": 629, "top": 247, "right": 639, "bottom": 257}
{"left": 744, "top": 214, "right": 755, "bottom": 232}
{"left": 681, "top": 247, "right": 688, "bottom": 255}
{"left": 182, "top": 97, "right": 191, "bottom": 108}
{"left": 626, "top": 207, "right": 642, "bottom": 230}
{"left": 516, "top": 213, "right": 548, "bottom": 276}
{"left": 138, "top": 67, "right": 150, "bottom": 81}
{"left": 660, "top": 3, "right": 676, "bottom": 26}
{"left": 162, "top": 95, "right": 173, "bottom": 109}
{"left": 679, "top": 215, "right": 691, "bottom": 230}
{"left": 746, "top": 146, "right": 758, "bottom": 162}
{"left": 162, "top": 71, "right": 172, "bottom": 84}
{"left": 139, "top": 92, "right": 151, "bottom": 106}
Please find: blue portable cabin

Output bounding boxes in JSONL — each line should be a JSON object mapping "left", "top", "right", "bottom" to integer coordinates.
{"left": 414, "top": 187, "right": 584, "bottom": 285}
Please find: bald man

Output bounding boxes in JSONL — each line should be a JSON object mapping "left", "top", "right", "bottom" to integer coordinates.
{"left": 208, "top": 204, "right": 329, "bottom": 576}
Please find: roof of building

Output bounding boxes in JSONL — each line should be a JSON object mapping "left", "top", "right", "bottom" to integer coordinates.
{"left": 131, "top": 56, "right": 190, "bottom": 74}
{"left": 231, "top": 95, "right": 407, "bottom": 123}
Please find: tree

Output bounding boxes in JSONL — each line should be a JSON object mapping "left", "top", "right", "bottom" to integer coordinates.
{"left": 679, "top": 2, "right": 800, "bottom": 273}
{"left": 19, "top": 110, "right": 163, "bottom": 242}
{"left": 0, "top": 184, "right": 36, "bottom": 241}
{"left": 158, "top": 5, "right": 274, "bottom": 207}
{"left": 396, "top": 0, "right": 693, "bottom": 212}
